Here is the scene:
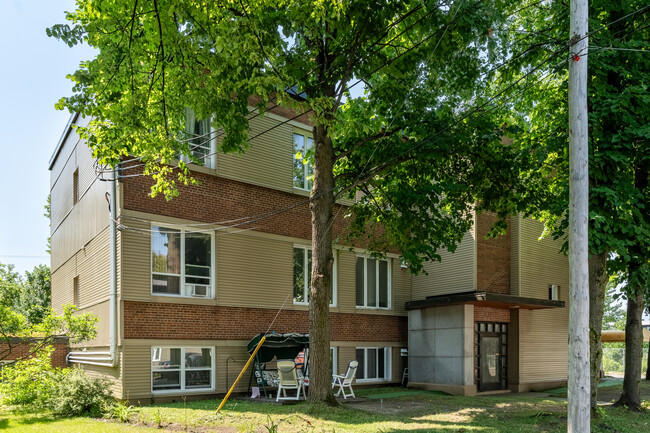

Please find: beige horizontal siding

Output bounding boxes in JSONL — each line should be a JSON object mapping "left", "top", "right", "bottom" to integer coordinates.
{"left": 121, "top": 218, "right": 153, "bottom": 302}
{"left": 216, "top": 114, "right": 293, "bottom": 193}
{"left": 217, "top": 232, "right": 293, "bottom": 308}
{"left": 411, "top": 231, "right": 476, "bottom": 300}
{"left": 71, "top": 301, "right": 111, "bottom": 347}
{"left": 122, "top": 345, "right": 151, "bottom": 400}
{"left": 392, "top": 259, "right": 411, "bottom": 316}
{"left": 517, "top": 308, "right": 569, "bottom": 383}
{"left": 51, "top": 227, "right": 111, "bottom": 312}
{"left": 50, "top": 180, "right": 110, "bottom": 271}
{"left": 510, "top": 216, "right": 521, "bottom": 295}
{"left": 518, "top": 218, "right": 568, "bottom": 299}
{"left": 78, "top": 351, "right": 122, "bottom": 399}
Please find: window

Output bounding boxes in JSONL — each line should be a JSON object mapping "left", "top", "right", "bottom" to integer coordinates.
{"left": 293, "top": 131, "right": 313, "bottom": 190}
{"left": 73, "top": 168, "right": 79, "bottom": 204}
{"left": 151, "top": 347, "right": 214, "bottom": 392}
{"left": 293, "top": 246, "right": 336, "bottom": 306}
{"left": 151, "top": 226, "right": 214, "bottom": 298}
{"left": 183, "top": 108, "right": 215, "bottom": 169}
{"left": 73, "top": 276, "right": 79, "bottom": 306}
{"left": 355, "top": 256, "right": 390, "bottom": 309}
{"left": 356, "top": 347, "right": 391, "bottom": 381}
{"left": 331, "top": 346, "right": 338, "bottom": 376}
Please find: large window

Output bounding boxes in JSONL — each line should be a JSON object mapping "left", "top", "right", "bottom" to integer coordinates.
{"left": 293, "top": 246, "right": 336, "bottom": 306}
{"left": 151, "top": 226, "right": 214, "bottom": 298}
{"left": 355, "top": 256, "right": 390, "bottom": 309}
{"left": 355, "top": 347, "right": 391, "bottom": 381}
{"left": 183, "top": 108, "right": 215, "bottom": 169}
{"left": 151, "top": 347, "right": 214, "bottom": 392}
{"left": 293, "top": 131, "right": 313, "bottom": 190}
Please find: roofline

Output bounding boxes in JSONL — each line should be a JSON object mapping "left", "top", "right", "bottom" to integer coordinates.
{"left": 49, "top": 112, "right": 80, "bottom": 171}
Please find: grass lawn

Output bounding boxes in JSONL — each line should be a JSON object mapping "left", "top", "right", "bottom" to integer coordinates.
{"left": 2, "top": 385, "right": 649, "bottom": 432}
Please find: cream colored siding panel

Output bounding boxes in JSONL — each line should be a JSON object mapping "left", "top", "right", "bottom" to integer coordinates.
{"left": 122, "top": 345, "right": 152, "bottom": 400}
{"left": 517, "top": 308, "right": 569, "bottom": 383}
{"left": 217, "top": 233, "right": 293, "bottom": 308}
{"left": 518, "top": 219, "right": 568, "bottom": 299}
{"left": 411, "top": 231, "right": 476, "bottom": 300}
{"left": 121, "top": 218, "right": 153, "bottom": 302}
{"left": 50, "top": 180, "right": 110, "bottom": 271}
{"left": 80, "top": 355, "right": 122, "bottom": 398}
{"left": 336, "top": 251, "right": 356, "bottom": 314}
{"left": 73, "top": 301, "right": 111, "bottom": 347}
{"left": 51, "top": 259, "right": 76, "bottom": 314}
{"left": 215, "top": 343, "right": 253, "bottom": 394}
{"left": 217, "top": 115, "right": 293, "bottom": 192}
{"left": 392, "top": 259, "right": 410, "bottom": 316}
{"left": 51, "top": 228, "right": 111, "bottom": 312}
{"left": 510, "top": 215, "right": 521, "bottom": 296}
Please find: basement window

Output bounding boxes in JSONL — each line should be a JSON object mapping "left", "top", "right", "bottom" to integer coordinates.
{"left": 151, "top": 347, "right": 214, "bottom": 393}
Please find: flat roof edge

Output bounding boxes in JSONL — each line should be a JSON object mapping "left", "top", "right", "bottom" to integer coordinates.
{"left": 49, "top": 112, "right": 80, "bottom": 170}
{"left": 405, "top": 291, "right": 565, "bottom": 311}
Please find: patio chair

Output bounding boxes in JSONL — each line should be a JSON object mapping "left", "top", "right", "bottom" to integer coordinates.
{"left": 276, "top": 360, "right": 304, "bottom": 401}
{"left": 332, "top": 360, "right": 358, "bottom": 399}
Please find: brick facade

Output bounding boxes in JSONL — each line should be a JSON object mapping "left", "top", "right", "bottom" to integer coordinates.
{"left": 475, "top": 213, "right": 510, "bottom": 295}
{"left": 122, "top": 167, "right": 350, "bottom": 243}
{"left": 123, "top": 301, "right": 407, "bottom": 342}
{"left": 474, "top": 306, "right": 511, "bottom": 323}
{"left": 0, "top": 337, "right": 69, "bottom": 368}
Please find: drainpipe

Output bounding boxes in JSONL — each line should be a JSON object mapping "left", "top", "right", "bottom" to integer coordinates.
{"left": 68, "top": 165, "right": 118, "bottom": 368}
{"left": 108, "top": 165, "right": 118, "bottom": 366}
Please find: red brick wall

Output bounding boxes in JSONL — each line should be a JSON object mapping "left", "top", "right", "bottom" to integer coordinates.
{"left": 122, "top": 167, "right": 350, "bottom": 243}
{"left": 123, "top": 301, "right": 407, "bottom": 342}
{"left": 474, "top": 306, "right": 511, "bottom": 323}
{"left": 475, "top": 213, "right": 510, "bottom": 294}
{"left": 0, "top": 338, "right": 69, "bottom": 368}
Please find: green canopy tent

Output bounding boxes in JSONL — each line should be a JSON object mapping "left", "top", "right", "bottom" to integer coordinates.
{"left": 247, "top": 333, "right": 309, "bottom": 398}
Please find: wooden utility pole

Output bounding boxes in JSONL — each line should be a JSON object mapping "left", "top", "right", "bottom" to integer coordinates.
{"left": 568, "top": 0, "right": 590, "bottom": 431}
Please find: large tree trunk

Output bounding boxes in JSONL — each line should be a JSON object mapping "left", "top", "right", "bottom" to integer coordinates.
{"left": 589, "top": 252, "right": 608, "bottom": 411}
{"left": 308, "top": 119, "right": 337, "bottom": 405}
{"left": 614, "top": 287, "right": 644, "bottom": 410}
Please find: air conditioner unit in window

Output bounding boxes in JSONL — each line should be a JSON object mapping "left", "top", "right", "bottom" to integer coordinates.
{"left": 187, "top": 284, "right": 209, "bottom": 297}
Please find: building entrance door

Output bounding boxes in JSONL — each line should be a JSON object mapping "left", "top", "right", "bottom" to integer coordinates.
{"left": 475, "top": 322, "right": 507, "bottom": 392}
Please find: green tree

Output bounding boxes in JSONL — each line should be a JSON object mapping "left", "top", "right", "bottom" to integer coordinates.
{"left": 50, "top": 0, "right": 533, "bottom": 402}
{"left": 507, "top": 0, "right": 650, "bottom": 411}
{"left": 0, "top": 263, "right": 23, "bottom": 310}
{"left": 0, "top": 304, "right": 98, "bottom": 364}
{"left": 18, "top": 265, "right": 52, "bottom": 325}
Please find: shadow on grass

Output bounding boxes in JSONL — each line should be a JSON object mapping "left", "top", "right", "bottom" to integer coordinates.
{"left": 140, "top": 388, "right": 574, "bottom": 432}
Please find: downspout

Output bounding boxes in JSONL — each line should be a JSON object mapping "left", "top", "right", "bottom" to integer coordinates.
{"left": 108, "top": 165, "right": 118, "bottom": 366}
{"left": 68, "top": 165, "right": 118, "bottom": 368}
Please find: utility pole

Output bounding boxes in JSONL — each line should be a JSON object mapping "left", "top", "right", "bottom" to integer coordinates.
{"left": 568, "top": 0, "right": 589, "bottom": 432}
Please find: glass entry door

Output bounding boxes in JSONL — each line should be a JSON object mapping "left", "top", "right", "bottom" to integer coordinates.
{"left": 475, "top": 322, "right": 507, "bottom": 392}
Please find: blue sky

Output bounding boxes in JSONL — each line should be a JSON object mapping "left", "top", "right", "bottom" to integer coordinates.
{"left": 0, "top": 0, "right": 94, "bottom": 275}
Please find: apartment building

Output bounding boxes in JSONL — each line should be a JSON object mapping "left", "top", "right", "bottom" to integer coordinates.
{"left": 49, "top": 108, "right": 568, "bottom": 400}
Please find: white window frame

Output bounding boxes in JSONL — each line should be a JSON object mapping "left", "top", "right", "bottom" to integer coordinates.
{"left": 355, "top": 255, "right": 391, "bottom": 310}
{"left": 182, "top": 108, "right": 216, "bottom": 169}
{"left": 355, "top": 347, "right": 391, "bottom": 383}
{"left": 293, "top": 245, "right": 337, "bottom": 307}
{"left": 293, "top": 130, "right": 313, "bottom": 190}
{"left": 151, "top": 225, "right": 216, "bottom": 299}
{"left": 151, "top": 346, "right": 215, "bottom": 394}
{"left": 331, "top": 346, "right": 338, "bottom": 376}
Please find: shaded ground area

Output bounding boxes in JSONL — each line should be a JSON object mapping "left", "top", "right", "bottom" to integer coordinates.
{"left": 546, "top": 377, "right": 650, "bottom": 404}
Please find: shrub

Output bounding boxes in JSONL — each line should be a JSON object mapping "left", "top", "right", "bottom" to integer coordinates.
{"left": 0, "top": 346, "right": 59, "bottom": 407}
{"left": 106, "top": 400, "right": 138, "bottom": 423}
{"left": 48, "top": 367, "right": 113, "bottom": 417}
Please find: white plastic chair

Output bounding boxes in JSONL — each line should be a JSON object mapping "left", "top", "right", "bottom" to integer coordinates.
{"left": 332, "top": 360, "right": 358, "bottom": 399}
{"left": 276, "top": 360, "right": 304, "bottom": 401}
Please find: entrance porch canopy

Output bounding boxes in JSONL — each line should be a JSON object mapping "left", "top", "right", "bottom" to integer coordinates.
{"left": 405, "top": 291, "right": 565, "bottom": 311}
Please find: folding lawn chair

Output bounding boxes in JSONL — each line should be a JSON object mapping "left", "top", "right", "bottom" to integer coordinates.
{"left": 332, "top": 360, "right": 358, "bottom": 399}
{"left": 276, "top": 360, "right": 304, "bottom": 401}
